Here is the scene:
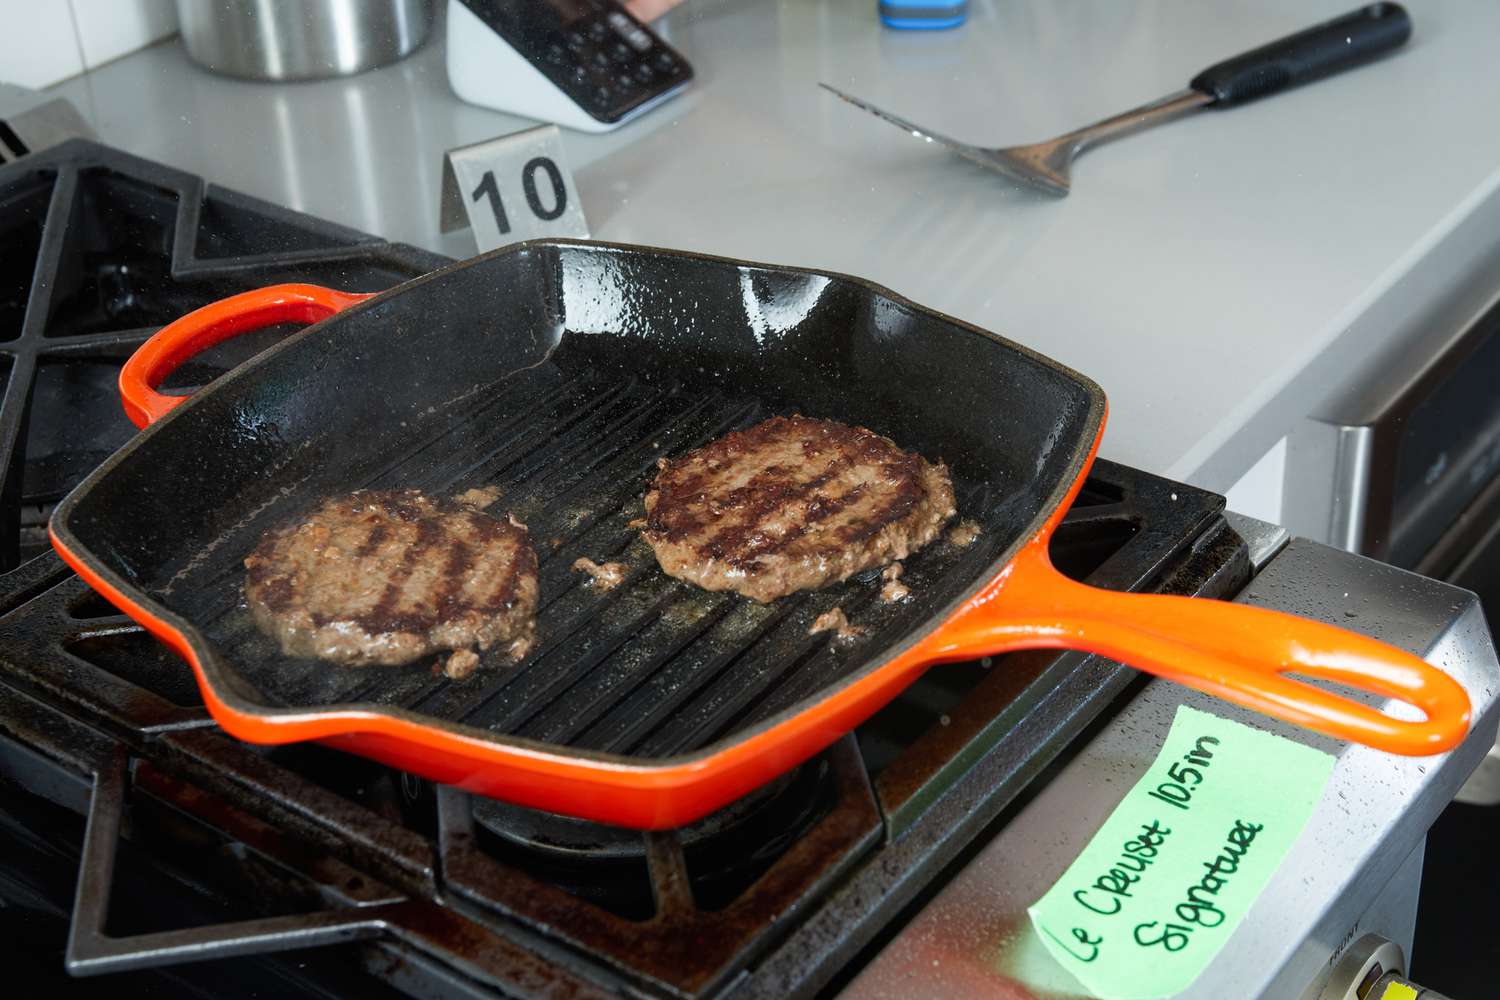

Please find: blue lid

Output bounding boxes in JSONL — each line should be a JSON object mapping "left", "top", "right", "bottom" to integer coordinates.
{"left": 878, "top": 1, "right": 967, "bottom": 30}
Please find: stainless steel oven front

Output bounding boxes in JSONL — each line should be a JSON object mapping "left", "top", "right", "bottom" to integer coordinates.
{"left": 1285, "top": 280, "right": 1500, "bottom": 620}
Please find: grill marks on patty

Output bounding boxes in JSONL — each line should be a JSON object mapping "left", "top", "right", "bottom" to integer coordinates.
{"left": 244, "top": 489, "right": 538, "bottom": 676}
{"left": 245, "top": 418, "right": 956, "bottom": 676}
{"left": 641, "top": 415, "right": 957, "bottom": 602}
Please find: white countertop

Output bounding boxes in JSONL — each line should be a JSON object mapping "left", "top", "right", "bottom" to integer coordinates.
{"left": 47, "top": 0, "right": 1500, "bottom": 493}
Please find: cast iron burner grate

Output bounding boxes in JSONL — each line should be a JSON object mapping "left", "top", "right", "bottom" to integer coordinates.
{"left": 0, "top": 459, "right": 1248, "bottom": 998}
{"left": 0, "top": 141, "right": 1252, "bottom": 999}
{"left": 0, "top": 139, "right": 445, "bottom": 582}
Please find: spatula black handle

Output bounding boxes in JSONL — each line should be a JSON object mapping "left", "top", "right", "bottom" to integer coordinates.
{"left": 1189, "top": 3, "right": 1411, "bottom": 107}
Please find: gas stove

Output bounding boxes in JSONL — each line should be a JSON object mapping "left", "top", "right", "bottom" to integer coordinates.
{"left": 0, "top": 141, "right": 1493, "bottom": 1000}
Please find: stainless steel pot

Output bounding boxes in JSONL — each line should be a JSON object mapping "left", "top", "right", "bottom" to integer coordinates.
{"left": 174, "top": 0, "right": 434, "bottom": 81}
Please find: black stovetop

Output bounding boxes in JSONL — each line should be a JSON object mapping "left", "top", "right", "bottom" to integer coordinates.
{"left": 0, "top": 141, "right": 1251, "bottom": 999}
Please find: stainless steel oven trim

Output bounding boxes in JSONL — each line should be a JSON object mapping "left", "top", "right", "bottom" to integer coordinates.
{"left": 1286, "top": 280, "right": 1500, "bottom": 562}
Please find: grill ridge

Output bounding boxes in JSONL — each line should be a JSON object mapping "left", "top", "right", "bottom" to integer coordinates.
{"left": 197, "top": 367, "right": 993, "bottom": 758}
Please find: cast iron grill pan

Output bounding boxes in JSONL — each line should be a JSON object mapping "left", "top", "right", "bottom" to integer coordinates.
{"left": 200, "top": 370, "right": 1003, "bottom": 757}
{"left": 63, "top": 243, "right": 1089, "bottom": 761}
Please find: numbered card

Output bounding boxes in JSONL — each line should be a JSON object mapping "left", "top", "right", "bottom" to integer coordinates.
{"left": 440, "top": 125, "right": 590, "bottom": 251}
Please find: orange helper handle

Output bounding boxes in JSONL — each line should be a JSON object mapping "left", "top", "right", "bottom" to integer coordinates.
{"left": 920, "top": 538, "right": 1472, "bottom": 756}
{"left": 119, "top": 283, "right": 373, "bottom": 429}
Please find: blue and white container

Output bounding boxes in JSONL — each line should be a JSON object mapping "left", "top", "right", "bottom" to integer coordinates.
{"left": 878, "top": 0, "right": 968, "bottom": 31}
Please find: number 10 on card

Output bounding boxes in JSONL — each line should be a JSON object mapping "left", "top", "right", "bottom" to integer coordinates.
{"left": 440, "top": 124, "right": 590, "bottom": 251}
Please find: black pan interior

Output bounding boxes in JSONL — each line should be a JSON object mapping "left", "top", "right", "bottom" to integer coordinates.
{"left": 57, "top": 242, "right": 1102, "bottom": 760}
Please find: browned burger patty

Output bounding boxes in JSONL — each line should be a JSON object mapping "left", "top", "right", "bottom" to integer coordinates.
{"left": 641, "top": 415, "right": 957, "bottom": 602}
{"left": 244, "top": 489, "right": 538, "bottom": 677}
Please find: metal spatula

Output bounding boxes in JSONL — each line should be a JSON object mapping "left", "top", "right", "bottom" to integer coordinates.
{"left": 821, "top": 3, "right": 1410, "bottom": 196}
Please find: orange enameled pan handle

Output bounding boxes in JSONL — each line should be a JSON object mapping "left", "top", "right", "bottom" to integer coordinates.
{"left": 919, "top": 539, "right": 1472, "bottom": 756}
{"left": 119, "top": 283, "right": 373, "bottom": 428}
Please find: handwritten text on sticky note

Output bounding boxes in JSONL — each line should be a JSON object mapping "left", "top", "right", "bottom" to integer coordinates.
{"left": 1027, "top": 705, "right": 1335, "bottom": 999}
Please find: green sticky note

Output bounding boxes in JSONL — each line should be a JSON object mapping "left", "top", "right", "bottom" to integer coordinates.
{"left": 1027, "top": 705, "right": 1336, "bottom": 999}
